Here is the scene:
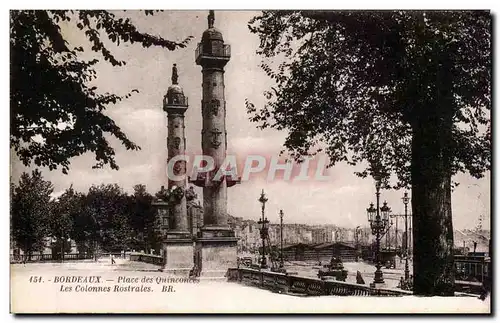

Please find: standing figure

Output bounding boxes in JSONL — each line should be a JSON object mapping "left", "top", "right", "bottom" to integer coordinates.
{"left": 356, "top": 271, "right": 366, "bottom": 285}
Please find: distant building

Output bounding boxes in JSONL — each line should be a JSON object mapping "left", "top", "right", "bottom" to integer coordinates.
{"left": 345, "top": 228, "right": 355, "bottom": 242}
{"left": 228, "top": 217, "right": 400, "bottom": 257}
{"left": 153, "top": 199, "right": 170, "bottom": 237}
{"left": 333, "top": 227, "right": 349, "bottom": 242}
{"left": 237, "top": 220, "right": 260, "bottom": 252}
{"left": 282, "top": 242, "right": 358, "bottom": 262}
{"left": 312, "top": 228, "right": 333, "bottom": 244}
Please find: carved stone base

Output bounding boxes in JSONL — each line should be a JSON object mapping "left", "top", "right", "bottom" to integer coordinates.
{"left": 196, "top": 231, "right": 238, "bottom": 278}
{"left": 165, "top": 230, "right": 192, "bottom": 240}
{"left": 198, "top": 226, "right": 235, "bottom": 238}
{"left": 161, "top": 238, "right": 194, "bottom": 276}
{"left": 369, "top": 282, "right": 387, "bottom": 289}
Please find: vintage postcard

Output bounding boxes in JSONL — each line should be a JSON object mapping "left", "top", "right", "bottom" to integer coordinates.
{"left": 9, "top": 9, "right": 491, "bottom": 314}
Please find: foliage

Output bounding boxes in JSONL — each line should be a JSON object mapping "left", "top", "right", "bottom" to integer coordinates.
{"left": 83, "top": 183, "right": 131, "bottom": 252}
{"left": 128, "top": 184, "right": 159, "bottom": 253}
{"left": 11, "top": 169, "right": 53, "bottom": 256}
{"left": 50, "top": 239, "right": 73, "bottom": 258}
{"left": 69, "top": 192, "right": 96, "bottom": 254}
{"left": 247, "top": 10, "right": 491, "bottom": 296}
{"left": 49, "top": 185, "right": 77, "bottom": 241}
{"left": 247, "top": 10, "right": 490, "bottom": 188}
{"left": 10, "top": 171, "right": 172, "bottom": 255}
{"left": 10, "top": 10, "right": 193, "bottom": 173}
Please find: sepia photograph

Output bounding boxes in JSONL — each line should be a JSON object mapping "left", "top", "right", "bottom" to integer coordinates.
{"left": 8, "top": 6, "right": 492, "bottom": 314}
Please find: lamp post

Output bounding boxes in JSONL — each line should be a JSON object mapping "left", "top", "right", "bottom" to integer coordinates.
{"left": 409, "top": 220, "right": 412, "bottom": 257}
{"left": 402, "top": 192, "right": 410, "bottom": 281}
{"left": 395, "top": 216, "right": 398, "bottom": 257}
{"left": 367, "top": 180, "right": 391, "bottom": 287}
{"left": 386, "top": 220, "right": 393, "bottom": 251}
{"left": 279, "top": 209, "right": 284, "bottom": 268}
{"left": 258, "top": 190, "right": 269, "bottom": 269}
{"left": 355, "top": 226, "right": 362, "bottom": 262}
{"left": 391, "top": 213, "right": 405, "bottom": 263}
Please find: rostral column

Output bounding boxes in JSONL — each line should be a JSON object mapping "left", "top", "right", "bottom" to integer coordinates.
{"left": 160, "top": 63, "right": 193, "bottom": 275}
{"left": 191, "top": 10, "right": 240, "bottom": 277}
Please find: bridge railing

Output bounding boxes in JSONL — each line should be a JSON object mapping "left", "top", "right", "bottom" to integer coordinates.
{"left": 129, "top": 252, "right": 164, "bottom": 266}
{"left": 226, "top": 267, "right": 413, "bottom": 297}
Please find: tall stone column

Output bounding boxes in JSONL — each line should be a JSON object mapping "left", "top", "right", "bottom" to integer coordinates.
{"left": 191, "top": 10, "right": 240, "bottom": 278}
{"left": 161, "top": 64, "right": 193, "bottom": 275}
{"left": 201, "top": 67, "right": 229, "bottom": 230}
{"left": 166, "top": 96, "right": 189, "bottom": 234}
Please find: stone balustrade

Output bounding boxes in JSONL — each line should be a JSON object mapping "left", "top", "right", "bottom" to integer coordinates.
{"left": 226, "top": 267, "right": 413, "bottom": 297}
{"left": 129, "top": 253, "right": 164, "bottom": 266}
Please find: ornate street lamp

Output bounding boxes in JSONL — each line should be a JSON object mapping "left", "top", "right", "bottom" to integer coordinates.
{"left": 386, "top": 219, "right": 393, "bottom": 252}
{"left": 367, "top": 181, "right": 391, "bottom": 287}
{"left": 279, "top": 209, "right": 284, "bottom": 268}
{"left": 258, "top": 190, "right": 269, "bottom": 269}
{"left": 402, "top": 192, "right": 410, "bottom": 281}
{"left": 355, "top": 226, "right": 362, "bottom": 262}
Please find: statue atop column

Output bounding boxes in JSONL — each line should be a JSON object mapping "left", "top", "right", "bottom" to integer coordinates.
{"left": 171, "top": 63, "right": 178, "bottom": 85}
{"left": 208, "top": 10, "right": 215, "bottom": 28}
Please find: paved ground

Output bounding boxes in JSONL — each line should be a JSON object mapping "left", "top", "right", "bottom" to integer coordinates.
{"left": 10, "top": 257, "right": 489, "bottom": 314}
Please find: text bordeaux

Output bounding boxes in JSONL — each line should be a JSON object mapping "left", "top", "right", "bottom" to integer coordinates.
{"left": 53, "top": 276, "right": 102, "bottom": 284}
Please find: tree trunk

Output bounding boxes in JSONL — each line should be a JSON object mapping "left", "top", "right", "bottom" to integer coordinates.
{"left": 411, "top": 54, "right": 455, "bottom": 296}
{"left": 412, "top": 122, "right": 455, "bottom": 295}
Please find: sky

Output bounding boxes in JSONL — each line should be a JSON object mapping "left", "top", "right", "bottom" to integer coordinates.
{"left": 9, "top": 10, "right": 491, "bottom": 230}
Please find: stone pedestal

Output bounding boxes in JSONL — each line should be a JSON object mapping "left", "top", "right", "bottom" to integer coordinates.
{"left": 369, "top": 282, "right": 387, "bottom": 289}
{"left": 196, "top": 227, "right": 238, "bottom": 278}
{"left": 161, "top": 232, "right": 194, "bottom": 276}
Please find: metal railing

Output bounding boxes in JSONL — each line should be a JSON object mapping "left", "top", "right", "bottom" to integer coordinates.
{"left": 10, "top": 253, "right": 94, "bottom": 263}
{"left": 195, "top": 43, "right": 231, "bottom": 62}
{"left": 164, "top": 95, "right": 188, "bottom": 107}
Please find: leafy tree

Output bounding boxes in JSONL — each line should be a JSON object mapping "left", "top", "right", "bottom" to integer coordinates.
{"left": 69, "top": 192, "right": 96, "bottom": 256}
{"left": 83, "top": 183, "right": 131, "bottom": 252}
{"left": 10, "top": 10, "right": 192, "bottom": 173}
{"left": 11, "top": 169, "right": 53, "bottom": 260}
{"left": 247, "top": 10, "right": 490, "bottom": 295}
{"left": 128, "top": 184, "right": 158, "bottom": 253}
{"left": 49, "top": 239, "right": 73, "bottom": 259}
{"left": 49, "top": 185, "right": 79, "bottom": 258}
